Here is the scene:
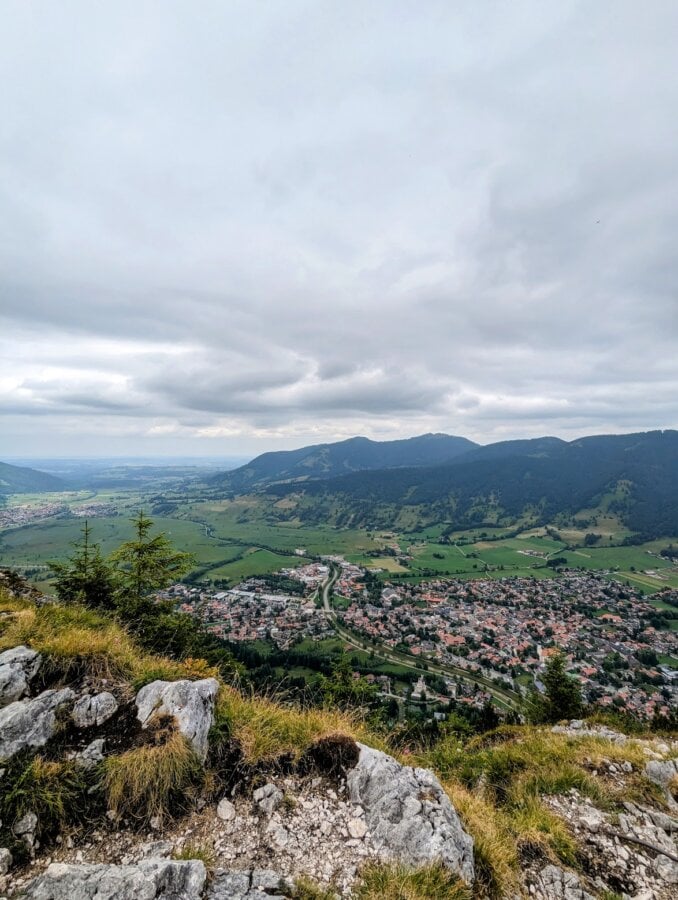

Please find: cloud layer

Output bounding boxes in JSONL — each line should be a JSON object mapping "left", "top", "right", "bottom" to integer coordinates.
{"left": 2, "top": 1, "right": 677, "bottom": 455}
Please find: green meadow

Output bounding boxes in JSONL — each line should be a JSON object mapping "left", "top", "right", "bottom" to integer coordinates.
{"left": 2, "top": 491, "right": 678, "bottom": 596}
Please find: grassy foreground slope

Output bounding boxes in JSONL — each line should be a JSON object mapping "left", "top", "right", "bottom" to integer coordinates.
{"left": 1, "top": 580, "right": 676, "bottom": 898}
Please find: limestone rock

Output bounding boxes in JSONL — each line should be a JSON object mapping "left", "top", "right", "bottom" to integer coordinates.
{"left": 75, "top": 738, "right": 106, "bottom": 768}
{"left": 208, "top": 868, "right": 288, "bottom": 900}
{"left": 532, "top": 864, "right": 595, "bottom": 899}
{"left": 135, "top": 678, "right": 219, "bottom": 763}
{"left": 217, "top": 798, "right": 236, "bottom": 821}
{"left": 0, "top": 847, "right": 12, "bottom": 875}
{"left": 551, "top": 720, "right": 627, "bottom": 744}
{"left": 347, "top": 817, "right": 367, "bottom": 839}
{"left": 253, "top": 783, "right": 283, "bottom": 815}
{"left": 0, "top": 688, "right": 74, "bottom": 759}
{"left": 14, "top": 811, "right": 38, "bottom": 849}
{"left": 346, "top": 743, "right": 474, "bottom": 882}
{"left": 645, "top": 758, "right": 678, "bottom": 809}
{"left": 72, "top": 692, "right": 118, "bottom": 728}
{"left": 654, "top": 853, "right": 678, "bottom": 884}
{"left": 0, "top": 645, "right": 41, "bottom": 707}
{"left": 22, "top": 858, "right": 206, "bottom": 900}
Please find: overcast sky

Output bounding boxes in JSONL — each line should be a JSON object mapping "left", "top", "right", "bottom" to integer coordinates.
{"left": 1, "top": 1, "right": 677, "bottom": 458}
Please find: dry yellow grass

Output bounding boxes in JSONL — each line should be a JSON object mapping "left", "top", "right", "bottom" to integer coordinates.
{"left": 442, "top": 781, "right": 518, "bottom": 899}
{"left": 102, "top": 730, "right": 204, "bottom": 826}
{"left": 215, "top": 685, "right": 383, "bottom": 764}
{"left": 0, "top": 592, "right": 189, "bottom": 687}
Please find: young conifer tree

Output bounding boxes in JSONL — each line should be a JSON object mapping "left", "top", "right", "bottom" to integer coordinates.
{"left": 110, "top": 510, "right": 194, "bottom": 603}
{"left": 48, "top": 520, "right": 116, "bottom": 610}
{"left": 525, "top": 650, "right": 582, "bottom": 723}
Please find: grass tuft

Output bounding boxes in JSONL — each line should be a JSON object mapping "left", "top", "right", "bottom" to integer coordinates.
{"left": 0, "top": 752, "right": 96, "bottom": 865}
{"left": 214, "top": 686, "right": 376, "bottom": 764}
{"left": 442, "top": 781, "right": 518, "bottom": 898}
{"left": 355, "top": 862, "right": 471, "bottom": 900}
{"left": 102, "top": 730, "right": 204, "bottom": 827}
{"left": 173, "top": 842, "right": 216, "bottom": 871}
{"left": 289, "top": 876, "right": 339, "bottom": 899}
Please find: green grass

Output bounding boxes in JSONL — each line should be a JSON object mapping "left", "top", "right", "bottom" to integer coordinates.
{"left": 4, "top": 488, "right": 678, "bottom": 592}
{"left": 355, "top": 862, "right": 471, "bottom": 900}
{"left": 206, "top": 548, "right": 308, "bottom": 582}
{"left": 0, "top": 754, "right": 94, "bottom": 860}
{"left": 103, "top": 730, "right": 205, "bottom": 827}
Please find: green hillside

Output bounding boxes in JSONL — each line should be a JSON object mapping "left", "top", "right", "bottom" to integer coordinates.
{"left": 264, "top": 431, "right": 678, "bottom": 540}
{"left": 0, "top": 461, "right": 65, "bottom": 494}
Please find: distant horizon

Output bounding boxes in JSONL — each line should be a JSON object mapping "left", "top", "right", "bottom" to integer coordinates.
{"left": 4, "top": 425, "right": 677, "bottom": 466}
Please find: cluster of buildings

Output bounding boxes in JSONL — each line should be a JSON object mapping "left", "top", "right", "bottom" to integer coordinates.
{"left": 158, "top": 555, "right": 676, "bottom": 720}
{"left": 0, "top": 500, "right": 116, "bottom": 529}
{"left": 159, "top": 566, "right": 333, "bottom": 649}
{"left": 0, "top": 502, "right": 67, "bottom": 528}
{"left": 338, "top": 573, "right": 677, "bottom": 719}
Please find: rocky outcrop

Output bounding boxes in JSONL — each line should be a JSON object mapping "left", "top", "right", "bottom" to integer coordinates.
{"left": 346, "top": 743, "right": 474, "bottom": 882}
{"left": 0, "top": 688, "right": 74, "bottom": 759}
{"left": 551, "top": 720, "right": 628, "bottom": 744}
{"left": 0, "top": 645, "right": 41, "bottom": 707}
{"left": 208, "top": 868, "right": 289, "bottom": 900}
{"left": 22, "top": 859, "right": 207, "bottom": 900}
{"left": 530, "top": 864, "right": 595, "bottom": 900}
{"left": 645, "top": 758, "right": 678, "bottom": 810}
{"left": 135, "top": 678, "right": 219, "bottom": 762}
{"left": 72, "top": 691, "right": 118, "bottom": 728}
{"left": 544, "top": 790, "right": 678, "bottom": 898}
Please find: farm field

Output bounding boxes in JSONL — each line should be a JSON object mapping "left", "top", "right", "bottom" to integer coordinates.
{"left": 2, "top": 489, "right": 678, "bottom": 596}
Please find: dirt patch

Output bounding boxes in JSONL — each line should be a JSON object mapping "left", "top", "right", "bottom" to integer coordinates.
{"left": 299, "top": 734, "right": 360, "bottom": 780}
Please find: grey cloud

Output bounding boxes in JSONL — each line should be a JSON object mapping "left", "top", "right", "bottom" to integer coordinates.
{"left": 1, "top": 1, "right": 677, "bottom": 455}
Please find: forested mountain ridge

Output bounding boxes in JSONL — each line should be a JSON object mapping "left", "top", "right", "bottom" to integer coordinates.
{"left": 211, "top": 432, "right": 478, "bottom": 492}
{"left": 0, "top": 460, "right": 65, "bottom": 494}
{"left": 265, "top": 430, "right": 678, "bottom": 538}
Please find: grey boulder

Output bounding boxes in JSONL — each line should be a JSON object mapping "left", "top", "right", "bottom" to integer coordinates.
{"left": 0, "top": 847, "right": 12, "bottom": 874}
{"left": 532, "top": 864, "right": 595, "bottom": 900}
{"left": 0, "top": 645, "right": 41, "bottom": 707}
{"left": 22, "top": 859, "right": 206, "bottom": 900}
{"left": 74, "top": 738, "right": 106, "bottom": 768}
{"left": 135, "top": 678, "right": 219, "bottom": 762}
{"left": 347, "top": 743, "right": 474, "bottom": 882}
{"left": 14, "top": 811, "right": 38, "bottom": 849}
{"left": 645, "top": 758, "right": 678, "bottom": 810}
{"left": 208, "top": 869, "right": 288, "bottom": 900}
{"left": 72, "top": 691, "right": 119, "bottom": 728}
{"left": 253, "top": 783, "right": 283, "bottom": 815}
{"left": 0, "top": 688, "right": 74, "bottom": 760}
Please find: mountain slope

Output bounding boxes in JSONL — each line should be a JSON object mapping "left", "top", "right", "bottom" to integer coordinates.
{"left": 0, "top": 460, "right": 65, "bottom": 494}
{"left": 211, "top": 433, "right": 478, "bottom": 492}
{"left": 267, "top": 430, "right": 678, "bottom": 537}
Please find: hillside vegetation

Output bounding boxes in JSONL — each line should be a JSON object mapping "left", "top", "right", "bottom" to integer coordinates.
{"left": 262, "top": 431, "right": 678, "bottom": 539}
{"left": 211, "top": 434, "right": 478, "bottom": 493}
{"left": 0, "top": 461, "right": 64, "bottom": 495}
